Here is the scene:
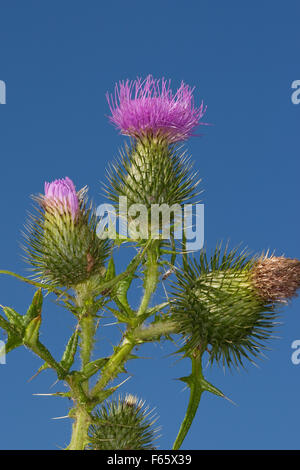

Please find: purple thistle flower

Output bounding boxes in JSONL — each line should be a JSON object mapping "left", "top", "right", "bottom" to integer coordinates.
{"left": 106, "top": 75, "right": 207, "bottom": 143}
{"left": 44, "top": 176, "right": 79, "bottom": 220}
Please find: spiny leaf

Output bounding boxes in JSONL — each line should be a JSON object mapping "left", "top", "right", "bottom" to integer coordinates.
{"left": 1, "top": 307, "right": 23, "bottom": 333}
{"left": 23, "top": 315, "right": 41, "bottom": 346}
{"left": 23, "top": 289, "right": 43, "bottom": 326}
{"left": 4, "top": 335, "right": 22, "bottom": 354}
{"left": 0, "top": 311, "right": 23, "bottom": 354}
{"left": 96, "top": 242, "right": 150, "bottom": 296}
{"left": 105, "top": 256, "right": 116, "bottom": 282}
{"left": 0, "top": 313, "right": 17, "bottom": 336}
{"left": 28, "top": 362, "right": 51, "bottom": 382}
{"left": 60, "top": 329, "right": 80, "bottom": 372}
{"left": 81, "top": 357, "right": 110, "bottom": 380}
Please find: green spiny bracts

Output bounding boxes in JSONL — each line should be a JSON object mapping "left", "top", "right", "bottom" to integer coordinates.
{"left": 170, "top": 246, "right": 300, "bottom": 368}
{"left": 104, "top": 137, "right": 200, "bottom": 209}
{"left": 103, "top": 138, "right": 200, "bottom": 244}
{"left": 88, "top": 394, "right": 159, "bottom": 450}
{"left": 23, "top": 182, "right": 111, "bottom": 288}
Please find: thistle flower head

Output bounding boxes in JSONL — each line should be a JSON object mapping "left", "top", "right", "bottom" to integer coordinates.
{"left": 106, "top": 75, "right": 206, "bottom": 143}
{"left": 171, "top": 246, "right": 300, "bottom": 369}
{"left": 44, "top": 176, "right": 79, "bottom": 220}
{"left": 88, "top": 394, "right": 159, "bottom": 450}
{"left": 23, "top": 178, "right": 111, "bottom": 288}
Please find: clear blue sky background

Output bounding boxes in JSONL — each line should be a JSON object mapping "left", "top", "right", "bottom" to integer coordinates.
{"left": 0, "top": 1, "right": 300, "bottom": 450}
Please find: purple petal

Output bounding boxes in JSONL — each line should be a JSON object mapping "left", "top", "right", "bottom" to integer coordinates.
{"left": 106, "top": 75, "right": 207, "bottom": 143}
{"left": 44, "top": 176, "right": 79, "bottom": 220}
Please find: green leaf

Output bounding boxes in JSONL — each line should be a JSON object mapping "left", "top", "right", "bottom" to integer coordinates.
{"left": 92, "top": 375, "right": 132, "bottom": 403}
{"left": 113, "top": 276, "right": 136, "bottom": 318}
{"left": 81, "top": 357, "right": 110, "bottom": 380}
{"left": 23, "top": 289, "right": 43, "bottom": 327}
{"left": 96, "top": 246, "right": 146, "bottom": 296}
{"left": 0, "top": 314, "right": 16, "bottom": 335}
{"left": 173, "top": 352, "right": 230, "bottom": 450}
{"left": 60, "top": 329, "right": 79, "bottom": 372}
{"left": 105, "top": 256, "right": 116, "bottom": 282}
{"left": 105, "top": 305, "right": 131, "bottom": 324}
{"left": 0, "top": 312, "right": 23, "bottom": 353}
{"left": 173, "top": 354, "right": 203, "bottom": 450}
{"left": 3, "top": 335, "right": 22, "bottom": 354}
{"left": 28, "top": 362, "right": 51, "bottom": 382}
{"left": 178, "top": 375, "right": 193, "bottom": 387}
{"left": 146, "top": 302, "right": 169, "bottom": 316}
{"left": 0, "top": 289, "right": 44, "bottom": 354}
{"left": 201, "top": 378, "right": 226, "bottom": 398}
{"left": 24, "top": 315, "right": 41, "bottom": 346}
{"left": 2, "top": 307, "right": 23, "bottom": 333}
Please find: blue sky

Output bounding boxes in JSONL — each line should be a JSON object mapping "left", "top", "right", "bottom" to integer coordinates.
{"left": 0, "top": 1, "right": 300, "bottom": 450}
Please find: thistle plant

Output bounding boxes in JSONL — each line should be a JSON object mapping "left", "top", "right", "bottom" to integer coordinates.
{"left": 1, "top": 74, "right": 300, "bottom": 450}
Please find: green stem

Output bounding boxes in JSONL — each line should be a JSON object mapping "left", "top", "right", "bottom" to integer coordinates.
{"left": 136, "top": 244, "right": 159, "bottom": 323}
{"left": 91, "top": 243, "right": 160, "bottom": 400}
{"left": 172, "top": 352, "right": 204, "bottom": 450}
{"left": 133, "top": 320, "right": 177, "bottom": 342}
{"left": 68, "top": 241, "right": 161, "bottom": 447}
{"left": 90, "top": 339, "right": 134, "bottom": 400}
{"left": 68, "top": 406, "right": 92, "bottom": 450}
{"left": 145, "top": 301, "right": 170, "bottom": 316}
{"left": 67, "top": 289, "right": 97, "bottom": 449}
{"left": 80, "top": 315, "right": 95, "bottom": 369}
{"left": 75, "top": 286, "right": 97, "bottom": 371}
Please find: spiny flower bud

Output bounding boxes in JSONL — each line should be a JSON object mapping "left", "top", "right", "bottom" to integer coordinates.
{"left": 88, "top": 394, "right": 159, "bottom": 450}
{"left": 106, "top": 75, "right": 207, "bottom": 143}
{"left": 171, "top": 246, "right": 300, "bottom": 368}
{"left": 44, "top": 177, "right": 79, "bottom": 220}
{"left": 105, "top": 138, "right": 200, "bottom": 220}
{"left": 23, "top": 177, "right": 111, "bottom": 288}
